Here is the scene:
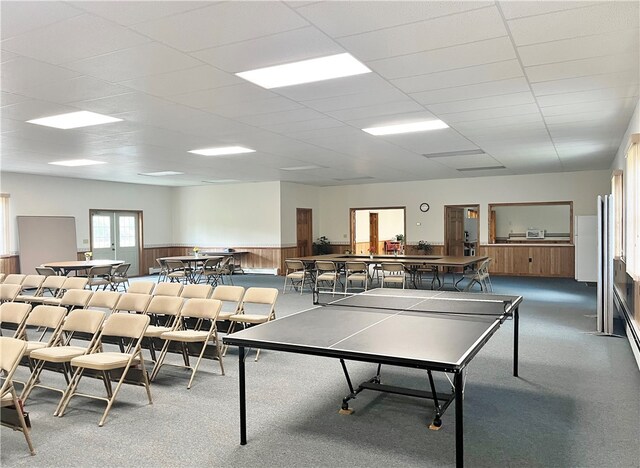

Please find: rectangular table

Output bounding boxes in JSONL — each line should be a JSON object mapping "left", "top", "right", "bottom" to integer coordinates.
{"left": 224, "top": 289, "right": 522, "bottom": 467}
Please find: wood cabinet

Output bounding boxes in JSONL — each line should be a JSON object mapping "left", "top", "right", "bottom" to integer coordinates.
{"left": 479, "top": 245, "right": 574, "bottom": 277}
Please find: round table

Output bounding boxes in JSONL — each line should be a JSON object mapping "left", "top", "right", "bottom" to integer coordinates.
{"left": 42, "top": 260, "right": 123, "bottom": 276}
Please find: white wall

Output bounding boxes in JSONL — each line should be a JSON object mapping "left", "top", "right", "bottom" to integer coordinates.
{"left": 612, "top": 99, "right": 640, "bottom": 171}
{"left": 279, "top": 182, "right": 320, "bottom": 247}
{"left": 494, "top": 204, "right": 571, "bottom": 238}
{"left": 318, "top": 170, "right": 610, "bottom": 245}
{"left": 172, "top": 181, "right": 281, "bottom": 247}
{"left": 0, "top": 172, "right": 173, "bottom": 253}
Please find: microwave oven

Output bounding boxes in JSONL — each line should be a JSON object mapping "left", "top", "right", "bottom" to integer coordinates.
{"left": 526, "top": 229, "right": 545, "bottom": 239}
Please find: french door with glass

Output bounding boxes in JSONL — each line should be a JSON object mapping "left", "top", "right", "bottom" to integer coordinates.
{"left": 90, "top": 210, "right": 141, "bottom": 276}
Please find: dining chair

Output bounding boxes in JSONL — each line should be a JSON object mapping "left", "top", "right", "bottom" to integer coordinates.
{"left": 381, "top": 263, "right": 406, "bottom": 289}
{"left": 165, "top": 260, "right": 191, "bottom": 284}
{"left": 283, "top": 260, "right": 311, "bottom": 295}
{"left": 314, "top": 261, "right": 340, "bottom": 293}
{"left": 110, "top": 263, "right": 131, "bottom": 292}
{"left": 344, "top": 261, "right": 369, "bottom": 293}
{"left": 86, "top": 265, "right": 112, "bottom": 291}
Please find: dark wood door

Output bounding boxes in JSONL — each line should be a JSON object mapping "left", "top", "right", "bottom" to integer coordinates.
{"left": 296, "top": 208, "right": 312, "bottom": 257}
{"left": 445, "top": 207, "right": 464, "bottom": 256}
{"left": 369, "top": 212, "right": 379, "bottom": 254}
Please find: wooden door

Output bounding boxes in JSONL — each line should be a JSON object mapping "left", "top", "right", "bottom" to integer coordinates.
{"left": 445, "top": 207, "right": 464, "bottom": 256}
{"left": 296, "top": 208, "right": 312, "bottom": 257}
{"left": 369, "top": 213, "right": 379, "bottom": 254}
{"left": 489, "top": 210, "right": 496, "bottom": 244}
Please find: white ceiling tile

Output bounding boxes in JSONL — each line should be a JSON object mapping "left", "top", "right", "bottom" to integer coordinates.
{"left": 368, "top": 37, "right": 516, "bottom": 80}
{"left": 448, "top": 112, "right": 544, "bottom": 130}
{"left": 456, "top": 121, "right": 548, "bottom": 138}
{"left": 192, "top": 26, "right": 344, "bottom": 73}
{"left": 430, "top": 153, "right": 501, "bottom": 170}
{"left": 0, "top": 99, "right": 79, "bottom": 121}
{"left": 1, "top": 92, "right": 29, "bottom": 107}
{"left": 168, "top": 83, "right": 277, "bottom": 109}
{"left": 499, "top": 1, "right": 599, "bottom": 20}
{"left": 209, "top": 97, "right": 303, "bottom": 119}
{"left": 438, "top": 103, "right": 541, "bottom": 123}
{"left": 537, "top": 85, "right": 640, "bottom": 107}
{"left": 130, "top": 2, "right": 308, "bottom": 52}
{"left": 20, "top": 76, "right": 130, "bottom": 104}
{"left": 517, "top": 29, "right": 640, "bottom": 67}
{"left": 1, "top": 57, "right": 81, "bottom": 94}
{"left": 531, "top": 70, "right": 639, "bottom": 95}
{"left": 1, "top": 14, "right": 151, "bottom": 65}
{"left": 506, "top": 2, "right": 639, "bottom": 46}
{"left": 301, "top": 87, "right": 409, "bottom": 112}
{"left": 0, "top": 1, "right": 83, "bottom": 39}
{"left": 337, "top": 6, "right": 507, "bottom": 61}
{"left": 525, "top": 53, "right": 639, "bottom": 83}
{"left": 344, "top": 110, "right": 443, "bottom": 130}
{"left": 70, "top": 1, "right": 209, "bottom": 26}
{"left": 543, "top": 106, "right": 636, "bottom": 125}
{"left": 233, "top": 108, "right": 325, "bottom": 127}
{"left": 541, "top": 97, "right": 638, "bottom": 118}
{"left": 324, "top": 100, "right": 425, "bottom": 122}
{"left": 296, "top": 1, "right": 493, "bottom": 38}
{"left": 63, "top": 42, "right": 202, "bottom": 82}
{"left": 69, "top": 92, "right": 170, "bottom": 116}
{"left": 411, "top": 77, "right": 531, "bottom": 105}
{"left": 426, "top": 92, "right": 535, "bottom": 115}
{"left": 381, "top": 130, "right": 478, "bottom": 156}
{"left": 260, "top": 117, "right": 344, "bottom": 135}
{"left": 0, "top": 50, "right": 19, "bottom": 63}
{"left": 118, "top": 65, "right": 241, "bottom": 97}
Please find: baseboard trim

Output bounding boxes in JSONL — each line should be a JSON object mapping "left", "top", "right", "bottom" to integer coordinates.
{"left": 614, "top": 289, "right": 640, "bottom": 370}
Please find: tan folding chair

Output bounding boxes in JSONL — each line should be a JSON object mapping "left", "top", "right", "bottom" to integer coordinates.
{"left": 39, "top": 277, "right": 89, "bottom": 306}
{"left": 43, "top": 289, "right": 93, "bottom": 310}
{"left": 196, "top": 257, "right": 223, "bottom": 286}
{"left": 21, "top": 309, "right": 106, "bottom": 403}
{"left": 113, "top": 293, "right": 152, "bottom": 315}
{"left": 142, "top": 295, "right": 184, "bottom": 361}
{"left": 152, "top": 282, "right": 183, "bottom": 297}
{"left": 155, "top": 258, "right": 168, "bottom": 283}
{"left": 165, "top": 260, "right": 191, "bottom": 284}
{"left": 211, "top": 285, "right": 245, "bottom": 322}
{"left": 0, "top": 302, "right": 32, "bottom": 338}
{"left": 13, "top": 275, "right": 45, "bottom": 302}
{"left": 86, "top": 290, "right": 121, "bottom": 312}
{"left": 56, "top": 313, "right": 152, "bottom": 426}
{"left": 0, "top": 337, "right": 35, "bottom": 455}
{"left": 344, "top": 261, "right": 369, "bottom": 293}
{"left": 226, "top": 288, "right": 278, "bottom": 361}
{"left": 0, "top": 284, "right": 21, "bottom": 303}
{"left": 127, "top": 281, "right": 155, "bottom": 295}
{"left": 283, "top": 260, "right": 311, "bottom": 295}
{"left": 150, "top": 298, "right": 223, "bottom": 389}
{"left": 314, "top": 261, "right": 340, "bottom": 293}
{"left": 20, "top": 305, "right": 68, "bottom": 356}
{"left": 381, "top": 263, "right": 406, "bottom": 289}
{"left": 213, "top": 256, "right": 234, "bottom": 285}
{"left": 463, "top": 258, "right": 493, "bottom": 292}
{"left": 21, "top": 275, "right": 66, "bottom": 304}
{"left": 35, "top": 267, "right": 56, "bottom": 277}
{"left": 3, "top": 274, "right": 26, "bottom": 285}
{"left": 180, "top": 284, "right": 213, "bottom": 299}
{"left": 109, "top": 263, "right": 130, "bottom": 292}
{"left": 86, "top": 265, "right": 112, "bottom": 291}
{"left": 0, "top": 273, "right": 5, "bottom": 283}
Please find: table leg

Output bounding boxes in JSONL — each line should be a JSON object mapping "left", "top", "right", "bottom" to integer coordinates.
{"left": 513, "top": 307, "right": 519, "bottom": 377}
{"left": 454, "top": 371, "right": 464, "bottom": 468}
{"left": 239, "top": 346, "right": 247, "bottom": 445}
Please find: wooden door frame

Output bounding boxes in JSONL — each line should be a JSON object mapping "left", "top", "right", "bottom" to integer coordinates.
{"left": 444, "top": 204, "right": 480, "bottom": 256}
{"left": 296, "top": 208, "right": 313, "bottom": 257}
{"left": 89, "top": 209, "right": 144, "bottom": 275}
{"left": 369, "top": 212, "right": 379, "bottom": 254}
{"left": 349, "top": 206, "right": 407, "bottom": 253}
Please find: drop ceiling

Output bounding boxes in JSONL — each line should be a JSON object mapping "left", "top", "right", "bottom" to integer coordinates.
{"left": 1, "top": 1, "right": 638, "bottom": 187}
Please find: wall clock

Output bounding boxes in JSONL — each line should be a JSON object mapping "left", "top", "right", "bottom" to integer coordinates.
{"left": 420, "top": 203, "right": 430, "bottom": 212}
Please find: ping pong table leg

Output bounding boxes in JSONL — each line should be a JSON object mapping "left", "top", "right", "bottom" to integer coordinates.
{"left": 454, "top": 371, "right": 464, "bottom": 468}
{"left": 513, "top": 307, "right": 519, "bottom": 377}
{"left": 239, "top": 346, "right": 247, "bottom": 445}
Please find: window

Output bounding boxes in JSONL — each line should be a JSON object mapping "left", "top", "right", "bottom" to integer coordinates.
{"left": 612, "top": 170, "right": 624, "bottom": 258}
{"left": 0, "top": 194, "right": 9, "bottom": 255}
{"left": 626, "top": 139, "right": 640, "bottom": 278}
{"left": 92, "top": 215, "right": 111, "bottom": 248}
{"left": 118, "top": 216, "right": 136, "bottom": 247}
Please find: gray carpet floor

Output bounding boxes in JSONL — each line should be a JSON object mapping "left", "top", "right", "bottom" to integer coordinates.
{"left": 2, "top": 274, "right": 639, "bottom": 467}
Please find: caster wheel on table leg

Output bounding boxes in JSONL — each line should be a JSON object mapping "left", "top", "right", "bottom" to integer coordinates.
{"left": 428, "top": 418, "right": 442, "bottom": 431}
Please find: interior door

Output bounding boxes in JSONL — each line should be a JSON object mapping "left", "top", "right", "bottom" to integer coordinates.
{"left": 296, "top": 208, "right": 312, "bottom": 257}
{"left": 91, "top": 211, "right": 140, "bottom": 276}
{"left": 369, "top": 213, "right": 379, "bottom": 254}
{"left": 445, "top": 207, "right": 464, "bottom": 256}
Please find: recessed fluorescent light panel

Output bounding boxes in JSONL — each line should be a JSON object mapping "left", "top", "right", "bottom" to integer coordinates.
{"left": 49, "top": 159, "right": 106, "bottom": 167}
{"left": 203, "top": 179, "right": 240, "bottom": 184}
{"left": 280, "top": 165, "right": 323, "bottom": 171}
{"left": 27, "top": 111, "right": 122, "bottom": 129}
{"left": 236, "top": 53, "right": 371, "bottom": 89}
{"left": 423, "top": 149, "right": 485, "bottom": 158}
{"left": 140, "top": 171, "right": 184, "bottom": 176}
{"left": 363, "top": 120, "right": 449, "bottom": 136}
{"left": 333, "top": 176, "right": 375, "bottom": 181}
{"left": 457, "top": 166, "right": 505, "bottom": 172}
{"left": 189, "top": 146, "right": 255, "bottom": 156}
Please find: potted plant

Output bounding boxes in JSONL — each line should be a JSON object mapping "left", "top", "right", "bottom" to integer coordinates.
{"left": 417, "top": 240, "right": 433, "bottom": 255}
{"left": 192, "top": 246, "right": 200, "bottom": 257}
{"left": 84, "top": 251, "right": 93, "bottom": 261}
{"left": 312, "top": 236, "right": 331, "bottom": 255}
{"left": 368, "top": 246, "right": 376, "bottom": 259}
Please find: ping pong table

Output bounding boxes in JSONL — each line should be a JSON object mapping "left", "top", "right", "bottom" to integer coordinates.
{"left": 223, "top": 288, "right": 522, "bottom": 468}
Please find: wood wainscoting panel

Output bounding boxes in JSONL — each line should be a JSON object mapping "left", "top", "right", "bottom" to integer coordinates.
{"left": 479, "top": 245, "right": 574, "bottom": 277}
{"left": 0, "top": 255, "right": 20, "bottom": 274}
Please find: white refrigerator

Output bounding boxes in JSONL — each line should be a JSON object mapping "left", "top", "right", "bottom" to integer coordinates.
{"left": 574, "top": 215, "right": 597, "bottom": 282}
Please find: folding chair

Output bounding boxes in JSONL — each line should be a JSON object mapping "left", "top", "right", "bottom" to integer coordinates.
{"left": 463, "top": 258, "right": 493, "bottom": 292}
{"left": 113, "top": 293, "right": 152, "bottom": 315}
{"left": 381, "top": 263, "right": 406, "bottom": 289}
{"left": 20, "top": 305, "right": 67, "bottom": 357}
{"left": 150, "top": 298, "right": 223, "bottom": 389}
{"left": 35, "top": 267, "right": 56, "bottom": 277}
{"left": 196, "top": 257, "right": 223, "bottom": 286}
{"left": 0, "top": 273, "right": 5, "bottom": 283}
{"left": 127, "top": 281, "right": 155, "bottom": 295}
{"left": 283, "top": 260, "right": 311, "bottom": 295}
{"left": 56, "top": 313, "right": 152, "bottom": 426}
{"left": 314, "top": 261, "right": 340, "bottom": 293}
{"left": 3, "top": 274, "right": 26, "bottom": 285}
{"left": 226, "top": 288, "right": 278, "bottom": 361}
{"left": 0, "top": 302, "right": 32, "bottom": 338}
{"left": 110, "top": 263, "right": 131, "bottom": 292}
{"left": 13, "top": 275, "right": 45, "bottom": 302}
{"left": 20, "top": 275, "right": 66, "bottom": 304}
{"left": 43, "top": 289, "right": 93, "bottom": 311}
{"left": 344, "top": 261, "right": 369, "bottom": 293}
{"left": 0, "top": 337, "right": 35, "bottom": 455}
{"left": 0, "top": 284, "right": 21, "bottom": 303}
{"left": 155, "top": 258, "right": 168, "bottom": 283}
{"left": 142, "top": 296, "right": 184, "bottom": 361}
{"left": 180, "top": 284, "right": 213, "bottom": 300}
{"left": 153, "top": 282, "right": 183, "bottom": 297}
{"left": 39, "top": 277, "right": 89, "bottom": 306}
{"left": 86, "top": 265, "right": 112, "bottom": 291}
{"left": 213, "top": 256, "right": 234, "bottom": 285}
{"left": 165, "top": 260, "right": 190, "bottom": 284}
{"left": 86, "top": 290, "right": 121, "bottom": 313}
{"left": 21, "top": 309, "right": 106, "bottom": 403}
{"left": 211, "top": 285, "right": 245, "bottom": 323}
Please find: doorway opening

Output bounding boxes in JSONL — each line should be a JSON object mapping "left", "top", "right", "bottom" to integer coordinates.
{"left": 444, "top": 205, "right": 479, "bottom": 257}
{"left": 90, "top": 210, "right": 143, "bottom": 276}
{"left": 296, "top": 208, "right": 313, "bottom": 257}
{"left": 350, "top": 207, "right": 406, "bottom": 255}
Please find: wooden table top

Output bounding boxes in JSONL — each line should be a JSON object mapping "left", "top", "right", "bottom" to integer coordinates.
{"left": 42, "top": 259, "right": 123, "bottom": 270}
{"left": 159, "top": 255, "right": 223, "bottom": 263}
{"left": 289, "top": 254, "right": 488, "bottom": 267}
